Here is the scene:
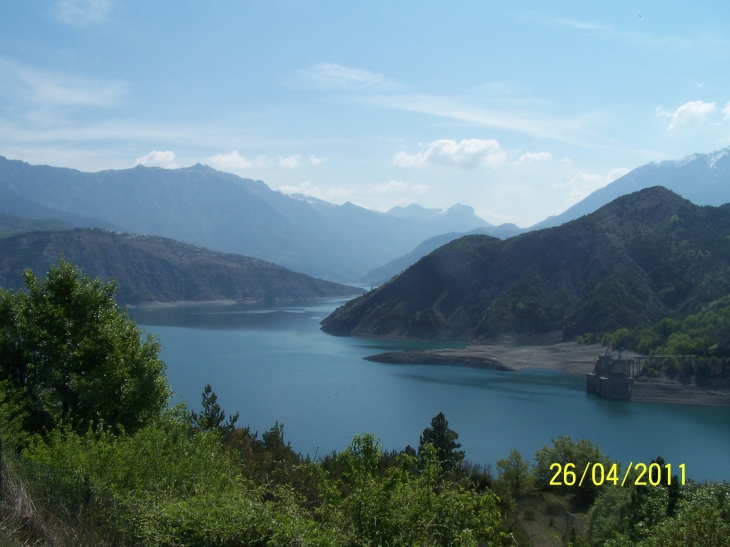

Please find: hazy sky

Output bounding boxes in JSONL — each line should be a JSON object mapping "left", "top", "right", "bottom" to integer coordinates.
{"left": 2, "top": 1, "right": 730, "bottom": 226}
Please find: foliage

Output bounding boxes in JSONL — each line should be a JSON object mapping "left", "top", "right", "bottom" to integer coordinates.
{"left": 534, "top": 436, "right": 615, "bottom": 507}
{"left": 332, "top": 436, "right": 504, "bottom": 546}
{"left": 585, "top": 484, "right": 632, "bottom": 544}
{"left": 0, "top": 259, "right": 170, "bottom": 438}
{"left": 602, "top": 482, "right": 730, "bottom": 547}
{"left": 418, "top": 412, "right": 465, "bottom": 474}
{"left": 496, "top": 448, "right": 534, "bottom": 496}
{"left": 20, "top": 407, "right": 341, "bottom": 546}
{"left": 189, "top": 383, "right": 239, "bottom": 434}
{"left": 15, "top": 415, "right": 505, "bottom": 547}
{"left": 602, "top": 295, "right": 730, "bottom": 377}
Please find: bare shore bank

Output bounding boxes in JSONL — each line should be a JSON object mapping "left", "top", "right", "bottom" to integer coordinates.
{"left": 364, "top": 342, "right": 730, "bottom": 407}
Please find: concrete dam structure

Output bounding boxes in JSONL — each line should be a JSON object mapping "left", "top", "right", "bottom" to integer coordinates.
{"left": 586, "top": 350, "right": 642, "bottom": 400}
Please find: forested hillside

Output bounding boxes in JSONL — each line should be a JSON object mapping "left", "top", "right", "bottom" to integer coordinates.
{"left": 0, "top": 212, "right": 73, "bottom": 238}
{"left": 0, "top": 229, "right": 363, "bottom": 304}
{"left": 322, "top": 187, "right": 730, "bottom": 340}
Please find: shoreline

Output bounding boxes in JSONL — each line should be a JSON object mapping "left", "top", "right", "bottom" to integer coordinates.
{"left": 364, "top": 342, "right": 730, "bottom": 407}
{"left": 127, "top": 294, "right": 361, "bottom": 309}
{"left": 365, "top": 342, "right": 608, "bottom": 375}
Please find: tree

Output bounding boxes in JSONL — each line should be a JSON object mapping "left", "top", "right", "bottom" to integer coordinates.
{"left": 190, "top": 383, "right": 239, "bottom": 434}
{"left": 534, "top": 436, "right": 613, "bottom": 506}
{"left": 496, "top": 448, "right": 534, "bottom": 496}
{"left": 0, "top": 259, "right": 170, "bottom": 437}
{"left": 418, "top": 412, "right": 465, "bottom": 474}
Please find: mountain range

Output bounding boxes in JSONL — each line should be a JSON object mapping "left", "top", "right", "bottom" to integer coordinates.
{"left": 321, "top": 187, "right": 730, "bottom": 341}
{"left": 367, "top": 148, "right": 730, "bottom": 283}
{"left": 0, "top": 229, "right": 363, "bottom": 305}
{"left": 0, "top": 156, "right": 493, "bottom": 282}
{"left": 3, "top": 148, "right": 730, "bottom": 288}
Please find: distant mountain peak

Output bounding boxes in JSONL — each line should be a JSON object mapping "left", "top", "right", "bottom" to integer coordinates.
{"left": 437, "top": 203, "right": 477, "bottom": 217}
{"left": 530, "top": 147, "right": 730, "bottom": 231}
{"left": 387, "top": 202, "right": 490, "bottom": 225}
{"left": 651, "top": 147, "right": 730, "bottom": 170}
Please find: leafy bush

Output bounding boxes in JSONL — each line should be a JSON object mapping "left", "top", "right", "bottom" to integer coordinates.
{"left": 0, "top": 260, "right": 170, "bottom": 438}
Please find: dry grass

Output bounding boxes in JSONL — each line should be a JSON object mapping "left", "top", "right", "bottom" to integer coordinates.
{"left": 0, "top": 454, "right": 117, "bottom": 547}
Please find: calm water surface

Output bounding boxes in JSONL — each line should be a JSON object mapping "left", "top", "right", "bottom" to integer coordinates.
{"left": 131, "top": 299, "right": 730, "bottom": 481}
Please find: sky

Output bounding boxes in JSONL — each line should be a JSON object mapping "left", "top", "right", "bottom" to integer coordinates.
{"left": 1, "top": 1, "right": 730, "bottom": 227}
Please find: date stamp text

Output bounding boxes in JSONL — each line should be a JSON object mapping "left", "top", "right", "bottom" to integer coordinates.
{"left": 549, "top": 462, "right": 686, "bottom": 487}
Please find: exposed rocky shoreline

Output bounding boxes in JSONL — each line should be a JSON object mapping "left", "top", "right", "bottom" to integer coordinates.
{"left": 363, "top": 351, "right": 510, "bottom": 370}
{"left": 363, "top": 342, "right": 730, "bottom": 407}
{"left": 631, "top": 376, "right": 730, "bottom": 406}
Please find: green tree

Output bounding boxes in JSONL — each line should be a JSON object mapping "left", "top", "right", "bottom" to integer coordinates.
{"left": 496, "top": 448, "right": 534, "bottom": 496}
{"left": 190, "top": 383, "right": 239, "bottom": 434}
{"left": 0, "top": 259, "right": 170, "bottom": 437}
{"left": 534, "top": 436, "right": 614, "bottom": 507}
{"left": 418, "top": 412, "right": 465, "bottom": 474}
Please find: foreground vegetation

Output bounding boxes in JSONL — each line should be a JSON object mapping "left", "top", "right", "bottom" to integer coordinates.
{"left": 1, "top": 261, "right": 729, "bottom": 546}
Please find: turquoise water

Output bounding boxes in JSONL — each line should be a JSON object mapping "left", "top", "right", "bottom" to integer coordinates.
{"left": 131, "top": 299, "right": 730, "bottom": 481}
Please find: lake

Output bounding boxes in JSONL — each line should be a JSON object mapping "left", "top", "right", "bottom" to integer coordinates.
{"left": 131, "top": 298, "right": 730, "bottom": 481}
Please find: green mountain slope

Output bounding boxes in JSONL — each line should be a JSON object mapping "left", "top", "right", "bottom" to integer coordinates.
{"left": 321, "top": 187, "right": 730, "bottom": 340}
{"left": 0, "top": 213, "right": 73, "bottom": 238}
{"left": 0, "top": 229, "right": 364, "bottom": 305}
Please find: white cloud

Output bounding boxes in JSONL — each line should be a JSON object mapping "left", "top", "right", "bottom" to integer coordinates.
{"left": 516, "top": 151, "right": 553, "bottom": 164}
{"left": 278, "top": 181, "right": 355, "bottom": 203}
{"left": 553, "top": 167, "right": 630, "bottom": 208}
{"left": 296, "top": 63, "right": 395, "bottom": 90}
{"left": 204, "top": 150, "right": 265, "bottom": 170}
{"left": 606, "top": 167, "right": 630, "bottom": 181}
{"left": 549, "top": 18, "right": 676, "bottom": 49}
{"left": 309, "top": 155, "right": 326, "bottom": 166}
{"left": 549, "top": 17, "right": 730, "bottom": 52}
{"left": 366, "top": 94, "right": 601, "bottom": 147}
{"left": 135, "top": 150, "right": 176, "bottom": 168}
{"left": 394, "top": 138, "right": 506, "bottom": 168}
{"left": 723, "top": 102, "right": 730, "bottom": 121}
{"left": 368, "top": 180, "right": 429, "bottom": 194}
{"left": 55, "top": 0, "right": 112, "bottom": 26}
{"left": 280, "top": 154, "right": 302, "bottom": 169}
{"left": 0, "top": 58, "right": 127, "bottom": 107}
{"left": 657, "top": 100, "right": 717, "bottom": 131}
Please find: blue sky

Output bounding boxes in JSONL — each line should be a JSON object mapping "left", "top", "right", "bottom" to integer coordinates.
{"left": 1, "top": 1, "right": 730, "bottom": 226}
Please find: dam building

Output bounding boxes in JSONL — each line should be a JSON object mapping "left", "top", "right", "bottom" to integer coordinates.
{"left": 586, "top": 349, "right": 641, "bottom": 400}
